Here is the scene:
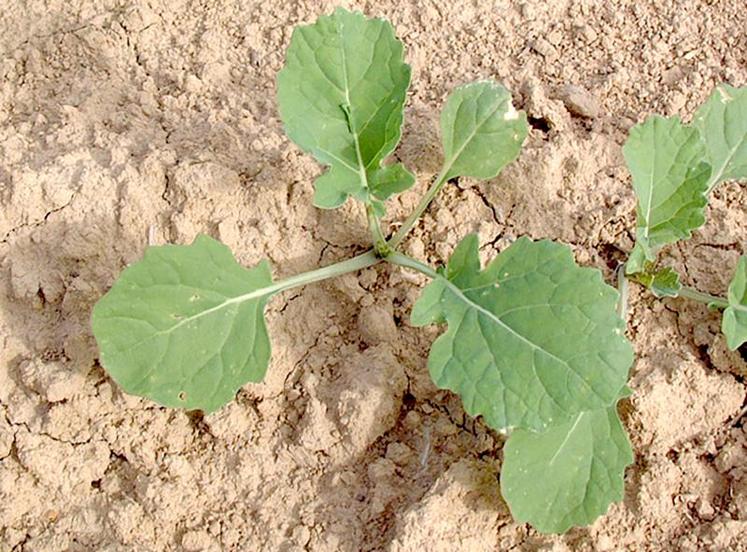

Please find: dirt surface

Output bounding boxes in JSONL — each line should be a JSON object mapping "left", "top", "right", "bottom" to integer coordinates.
{"left": 1, "top": 1, "right": 746, "bottom": 550}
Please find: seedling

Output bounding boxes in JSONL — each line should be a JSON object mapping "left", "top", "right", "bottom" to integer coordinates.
{"left": 623, "top": 84, "right": 747, "bottom": 350}
{"left": 90, "top": 8, "right": 745, "bottom": 535}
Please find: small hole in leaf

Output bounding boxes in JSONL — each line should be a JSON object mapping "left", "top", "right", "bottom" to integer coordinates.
{"left": 178, "top": 391, "right": 187, "bottom": 401}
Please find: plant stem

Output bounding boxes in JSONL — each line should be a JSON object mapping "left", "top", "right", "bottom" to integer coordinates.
{"left": 677, "top": 286, "right": 729, "bottom": 309}
{"left": 616, "top": 263, "right": 629, "bottom": 321}
{"left": 387, "top": 251, "right": 441, "bottom": 279}
{"left": 366, "top": 204, "right": 391, "bottom": 257}
{"left": 271, "top": 250, "right": 380, "bottom": 295}
{"left": 388, "top": 166, "right": 451, "bottom": 250}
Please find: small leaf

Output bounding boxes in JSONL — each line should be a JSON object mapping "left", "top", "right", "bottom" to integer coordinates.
{"left": 440, "top": 81, "right": 528, "bottom": 180}
{"left": 723, "top": 256, "right": 747, "bottom": 350}
{"left": 411, "top": 235, "right": 633, "bottom": 432}
{"left": 693, "top": 84, "right": 747, "bottom": 191}
{"left": 501, "top": 401, "right": 633, "bottom": 534}
{"left": 277, "top": 8, "right": 412, "bottom": 208}
{"left": 634, "top": 266, "right": 682, "bottom": 298}
{"left": 92, "top": 235, "right": 275, "bottom": 413}
{"left": 369, "top": 163, "right": 416, "bottom": 200}
{"left": 624, "top": 116, "right": 711, "bottom": 273}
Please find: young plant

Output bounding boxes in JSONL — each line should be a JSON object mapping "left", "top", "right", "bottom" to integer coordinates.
{"left": 92, "top": 8, "right": 636, "bottom": 534}
{"left": 624, "top": 84, "right": 747, "bottom": 350}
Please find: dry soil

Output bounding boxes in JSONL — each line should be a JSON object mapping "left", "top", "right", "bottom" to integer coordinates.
{"left": 1, "top": 1, "right": 746, "bottom": 550}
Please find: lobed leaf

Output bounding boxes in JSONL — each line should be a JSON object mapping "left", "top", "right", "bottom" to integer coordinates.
{"left": 635, "top": 266, "right": 682, "bottom": 298}
{"left": 500, "top": 401, "right": 633, "bottom": 534}
{"left": 92, "top": 235, "right": 275, "bottom": 413}
{"left": 723, "top": 256, "right": 747, "bottom": 350}
{"left": 624, "top": 116, "right": 711, "bottom": 273}
{"left": 440, "top": 81, "right": 528, "bottom": 180}
{"left": 277, "top": 8, "right": 412, "bottom": 209}
{"left": 411, "top": 235, "right": 633, "bottom": 432}
{"left": 693, "top": 84, "right": 747, "bottom": 192}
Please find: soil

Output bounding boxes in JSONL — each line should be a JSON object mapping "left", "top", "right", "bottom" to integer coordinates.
{"left": 1, "top": 1, "right": 746, "bottom": 550}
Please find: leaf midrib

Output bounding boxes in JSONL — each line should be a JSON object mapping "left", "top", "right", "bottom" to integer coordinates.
{"left": 102, "top": 283, "right": 278, "bottom": 359}
{"left": 440, "top": 277, "right": 573, "bottom": 372}
{"left": 443, "top": 88, "right": 506, "bottom": 178}
{"left": 549, "top": 413, "right": 584, "bottom": 465}
{"left": 335, "top": 15, "right": 372, "bottom": 198}
{"left": 708, "top": 134, "right": 744, "bottom": 190}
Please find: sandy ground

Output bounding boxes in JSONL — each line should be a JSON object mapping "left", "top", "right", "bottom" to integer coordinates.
{"left": 1, "top": 0, "right": 746, "bottom": 550}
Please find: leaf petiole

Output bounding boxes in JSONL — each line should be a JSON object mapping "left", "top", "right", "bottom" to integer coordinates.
{"left": 616, "top": 263, "right": 629, "bottom": 320}
{"left": 388, "top": 165, "right": 451, "bottom": 249}
{"left": 677, "top": 286, "right": 728, "bottom": 309}
{"left": 271, "top": 250, "right": 381, "bottom": 294}
{"left": 387, "top": 251, "right": 441, "bottom": 279}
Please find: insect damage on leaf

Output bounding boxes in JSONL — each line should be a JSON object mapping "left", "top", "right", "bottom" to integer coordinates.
{"left": 411, "top": 234, "right": 633, "bottom": 433}
{"left": 277, "top": 8, "right": 413, "bottom": 210}
{"left": 92, "top": 235, "right": 274, "bottom": 413}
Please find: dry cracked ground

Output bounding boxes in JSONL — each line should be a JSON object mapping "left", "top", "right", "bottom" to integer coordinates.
{"left": 1, "top": 0, "right": 746, "bottom": 550}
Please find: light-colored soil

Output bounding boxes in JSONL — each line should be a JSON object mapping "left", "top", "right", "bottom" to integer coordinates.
{"left": 1, "top": 1, "right": 746, "bottom": 550}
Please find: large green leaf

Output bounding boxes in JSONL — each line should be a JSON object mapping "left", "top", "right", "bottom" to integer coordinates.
{"left": 277, "top": 8, "right": 412, "bottom": 209}
{"left": 624, "top": 116, "right": 711, "bottom": 273}
{"left": 439, "top": 81, "right": 528, "bottom": 180}
{"left": 501, "top": 402, "right": 633, "bottom": 534}
{"left": 411, "top": 235, "right": 633, "bottom": 432}
{"left": 723, "top": 256, "right": 747, "bottom": 350}
{"left": 693, "top": 84, "right": 747, "bottom": 192}
{"left": 92, "top": 235, "right": 274, "bottom": 413}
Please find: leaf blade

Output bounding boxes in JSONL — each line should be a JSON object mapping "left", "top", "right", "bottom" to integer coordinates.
{"left": 723, "top": 255, "right": 747, "bottom": 350}
{"left": 440, "top": 81, "right": 528, "bottom": 180}
{"left": 412, "top": 235, "right": 633, "bottom": 432}
{"left": 277, "top": 8, "right": 412, "bottom": 207}
{"left": 92, "top": 235, "right": 274, "bottom": 413}
{"left": 693, "top": 84, "right": 747, "bottom": 191}
{"left": 624, "top": 115, "right": 711, "bottom": 272}
{"left": 634, "top": 266, "right": 682, "bottom": 298}
{"left": 501, "top": 402, "right": 633, "bottom": 534}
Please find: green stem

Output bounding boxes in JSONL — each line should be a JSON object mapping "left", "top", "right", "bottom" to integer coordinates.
{"left": 388, "top": 166, "right": 451, "bottom": 250}
{"left": 677, "top": 286, "right": 729, "bottom": 309}
{"left": 272, "top": 250, "right": 380, "bottom": 295}
{"left": 387, "top": 251, "right": 441, "bottom": 279}
{"left": 616, "top": 263, "right": 629, "bottom": 320}
{"left": 366, "top": 204, "right": 391, "bottom": 257}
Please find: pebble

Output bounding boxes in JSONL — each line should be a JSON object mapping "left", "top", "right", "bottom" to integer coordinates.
{"left": 558, "top": 84, "right": 600, "bottom": 118}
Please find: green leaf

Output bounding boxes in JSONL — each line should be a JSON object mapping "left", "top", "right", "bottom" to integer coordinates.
{"left": 411, "top": 235, "right": 633, "bottom": 432}
{"left": 501, "top": 401, "right": 633, "bottom": 534}
{"left": 693, "top": 84, "right": 747, "bottom": 192}
{"left": 624, "top": 116, "right": 711, "bottom": 273}
{"left": 634, "top": 266, "right": 682, "bottom": 298}
{"left": 369, "top": 163, "right": 416, "bottom": 200}
{"left": 723, "top": 256, "right": 747, "bottom": 350}
{"left": 92, "top": 235, "right": 274, "bottom": 413}
{"left": 440, "top": 81, "right": 528, "bottom": 180}
{"left": 277, "top": 8, "right": 412, "bottom": 208}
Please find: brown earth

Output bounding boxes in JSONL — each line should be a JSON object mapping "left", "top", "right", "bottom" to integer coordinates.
{"left": 1, "top": 0, "right": 746, "bottom": 550}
